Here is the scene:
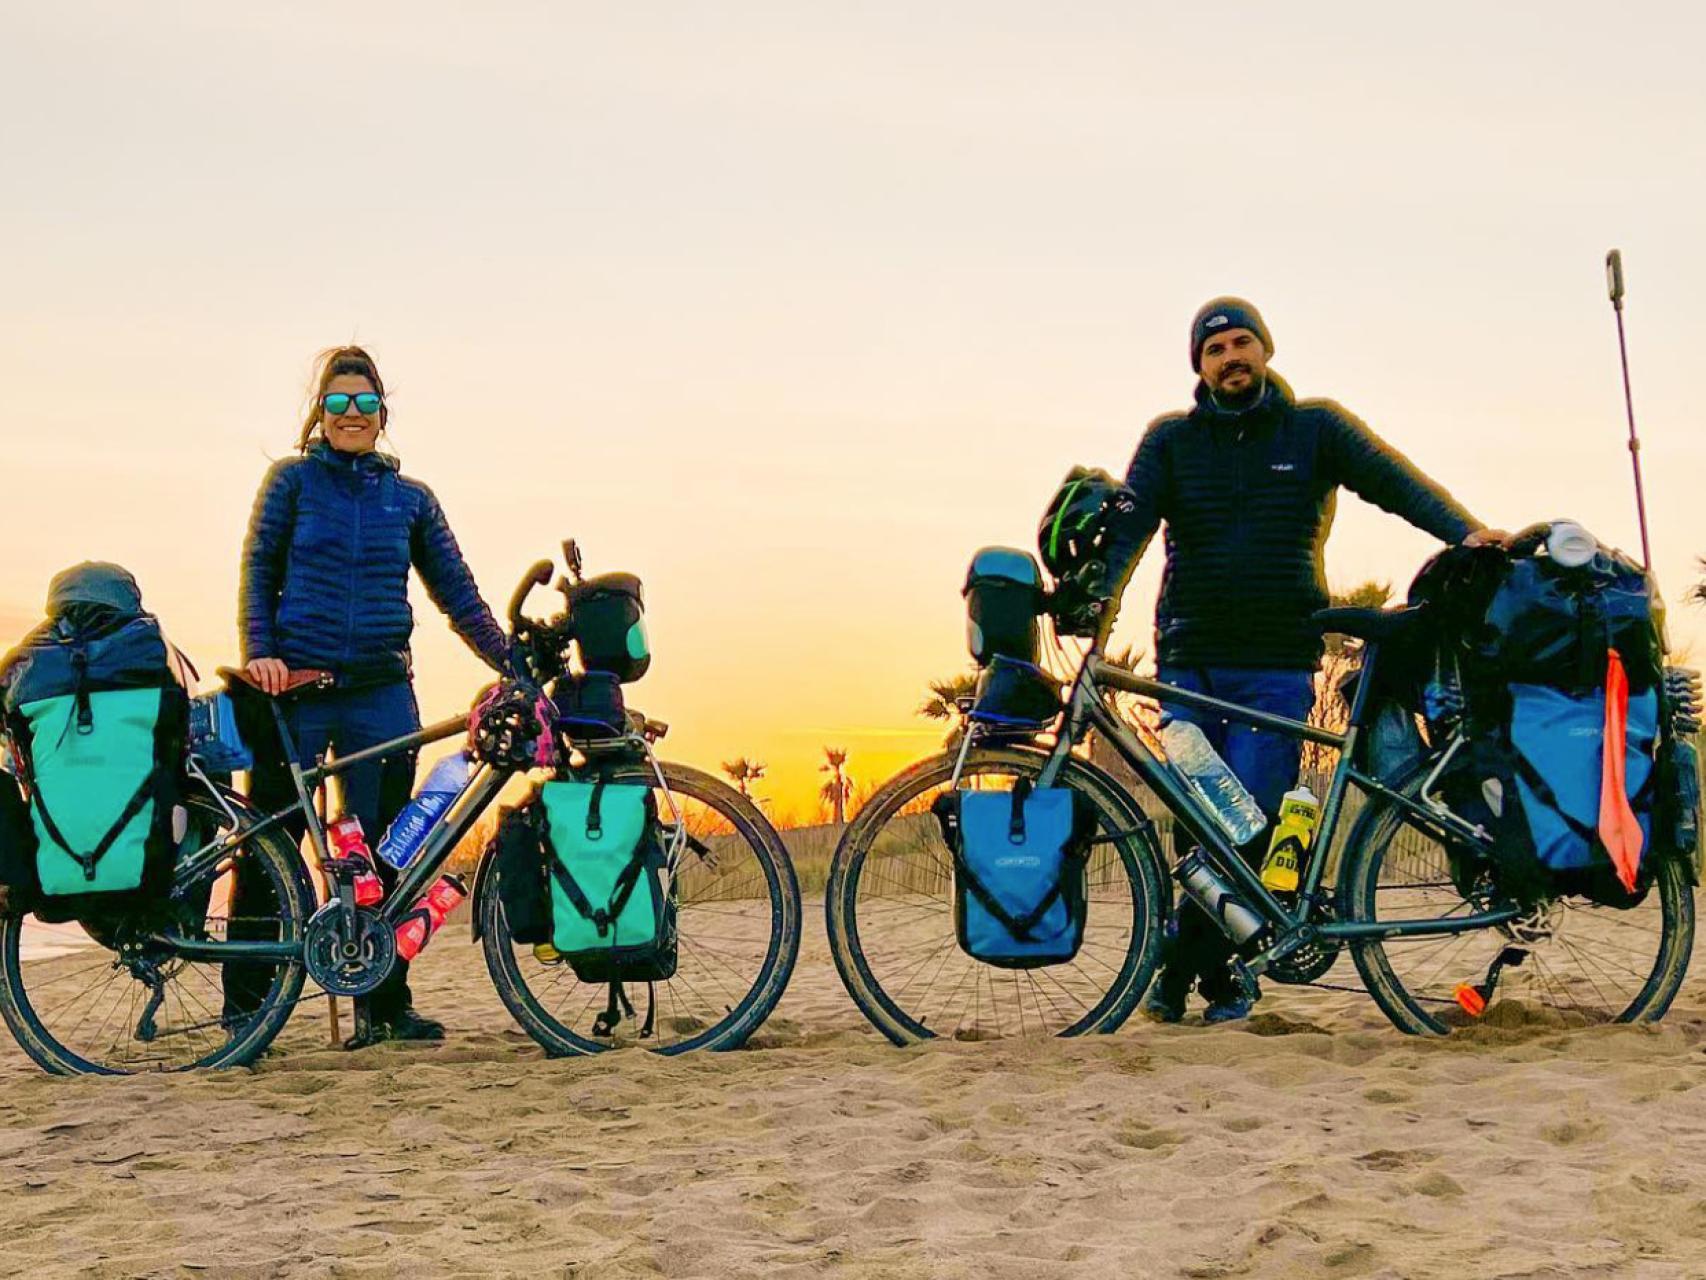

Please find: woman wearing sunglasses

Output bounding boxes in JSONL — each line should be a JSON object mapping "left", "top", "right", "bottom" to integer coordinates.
{"left": 232, "top": 345, "right": 510, "bottom": 1045}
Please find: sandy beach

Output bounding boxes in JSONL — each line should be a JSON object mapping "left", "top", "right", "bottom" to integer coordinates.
{"left": 3, "top": 892, "right": 1706, "bottom": 1280}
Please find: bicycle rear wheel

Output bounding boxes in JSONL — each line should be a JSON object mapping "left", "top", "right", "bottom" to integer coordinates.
{"left": 479, "top": 761, "right": 801, "bottom": 1055}
{"left": 0, "top": 787, "right": 313, "bottom": 1074}
{"left": 825, "top": 746, "right": 1167, "bottom": 1045}
{"left": 1339, "top": 769, "right": 1694, "bottom": 1035}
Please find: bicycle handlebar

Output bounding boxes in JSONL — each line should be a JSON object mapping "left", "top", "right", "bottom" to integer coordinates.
{"left": 507, "top": 560, "right": 554, "bottom": 639}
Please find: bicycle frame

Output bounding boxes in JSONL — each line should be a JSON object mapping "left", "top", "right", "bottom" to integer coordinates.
{"left": 1016, "top": 635, "right": 1520, "bottom": 969}
{"left": 160, "top": 712, "right": 493, "bottom": 961}
{"left": 160, "top": 709, "right": 686, "bottom": 964}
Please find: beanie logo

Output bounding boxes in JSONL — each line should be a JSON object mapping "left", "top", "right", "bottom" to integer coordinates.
{"left": 1205, "top": 315, "right": 1229, "bottom": 328}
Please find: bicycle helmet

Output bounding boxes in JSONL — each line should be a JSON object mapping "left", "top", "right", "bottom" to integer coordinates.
{"left": 1037, "top": 466, "right": 1136, "bottom": 581}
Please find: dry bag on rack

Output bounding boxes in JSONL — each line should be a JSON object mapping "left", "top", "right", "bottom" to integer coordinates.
{"left": 963, "top": 547, "right": 1044, "bottom": 666}
{"left": 565, "top": 574, "right": 651, "bottom": 683}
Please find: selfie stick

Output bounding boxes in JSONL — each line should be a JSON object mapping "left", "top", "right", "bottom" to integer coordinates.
{"left": 1605, "top": 249, "right": 1653, "bottom": 571}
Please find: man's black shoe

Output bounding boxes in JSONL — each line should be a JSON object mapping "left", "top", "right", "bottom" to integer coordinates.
{"left": 385, "top": 1008, "right": 446, "bottom": 1042}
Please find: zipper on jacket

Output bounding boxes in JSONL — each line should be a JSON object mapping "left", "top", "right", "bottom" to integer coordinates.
{"left": 345, "top": 470, "right": 364, "bottom": 673}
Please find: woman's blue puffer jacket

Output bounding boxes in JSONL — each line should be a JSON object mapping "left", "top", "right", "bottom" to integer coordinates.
{"left": 240, "top": 443, "right": 509, "bottom": 686}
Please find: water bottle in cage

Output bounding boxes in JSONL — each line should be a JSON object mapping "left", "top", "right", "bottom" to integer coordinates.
{"left": 1158, "top": 720, "right": 1268, "bottom": 845}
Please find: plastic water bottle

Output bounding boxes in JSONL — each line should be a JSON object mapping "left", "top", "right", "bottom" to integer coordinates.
{"left": 1159, "top": 720, "right": 1268, "bottom": 845}
{"left": 1259, "top": 786, "right": 1319, "bottom": 893}
{"left": 326, "top": 814, "right": 385, "bottom": 907}
{"left": 394, "top": 875, "right": 467, "bottom": 961}
{"left": 376, "top": 752, "right": 472, "bottom": 871}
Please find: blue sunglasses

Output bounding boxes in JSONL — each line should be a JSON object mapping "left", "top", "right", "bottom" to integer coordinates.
{"left": 321, "top": 392, "right": 384, "bottom": 417}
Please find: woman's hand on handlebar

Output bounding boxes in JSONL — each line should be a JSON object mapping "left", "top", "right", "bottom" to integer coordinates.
{"left": 246, "top": 657, "right": 291, "bottom": 696}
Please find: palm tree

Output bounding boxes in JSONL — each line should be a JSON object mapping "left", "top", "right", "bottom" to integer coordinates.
{"left": 918, "top": 670, "right": 981, "bottom": 748}
{"left": 819, "top": 747, "right": 853, "bottom": 825}
{"left": 721, "top": 757, "right": 767, "bottom": 799}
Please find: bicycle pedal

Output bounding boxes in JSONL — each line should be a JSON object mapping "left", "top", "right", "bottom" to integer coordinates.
{"left": 1230, "top": 961, "right": 1263, "bottom": 1004}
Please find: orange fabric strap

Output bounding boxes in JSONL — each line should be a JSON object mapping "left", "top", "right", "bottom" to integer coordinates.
{"left": 1599, "top": 649, "right": 1644, "bottom": 892}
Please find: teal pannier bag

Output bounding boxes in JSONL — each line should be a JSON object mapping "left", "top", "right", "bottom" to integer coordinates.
{"left": 541, "top": 778, "right": 676, "bottom": 984}
{"left": 1, "top": 563, "right": 188, "bottom": 902}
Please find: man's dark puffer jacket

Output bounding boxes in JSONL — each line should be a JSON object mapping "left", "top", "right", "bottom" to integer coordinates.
{"left": 1103, "top": 373, "right": 1481, "bottom": 670}
{"left": 240, "top": 443, "right": 509, "bottom": 687}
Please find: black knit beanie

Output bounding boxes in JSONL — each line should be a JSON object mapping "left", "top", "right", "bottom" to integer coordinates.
{"left": 1190, "top": 297, "right": 1274, "bottom": 372}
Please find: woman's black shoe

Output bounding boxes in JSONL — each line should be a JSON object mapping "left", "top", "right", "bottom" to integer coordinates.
{"left": 385, "top": 1007, "right": 446, "bottom": 1041}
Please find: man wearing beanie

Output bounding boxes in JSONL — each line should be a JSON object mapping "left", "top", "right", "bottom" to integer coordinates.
{"left": 1090, "top": 296, "right": 1504, "bottom": 1025}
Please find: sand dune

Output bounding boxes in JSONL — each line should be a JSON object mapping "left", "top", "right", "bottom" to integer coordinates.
{"left": 4, "top": 903, "right": 1706, "bottom": 1279}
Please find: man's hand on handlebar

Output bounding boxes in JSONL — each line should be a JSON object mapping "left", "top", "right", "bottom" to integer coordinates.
{"left": 246, "top": 657, "right": 291, "bottom": 696}
{"left": 1463, "top": 527, "right": 1514, "bottom": 550}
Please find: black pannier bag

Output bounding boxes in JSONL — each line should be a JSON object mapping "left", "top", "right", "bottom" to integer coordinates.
{"left": 970, "top": 655, "right": 1061, "bottom": 728}
{"left": 551, "top": 671, "right": 628, "bottom": 739}
{"left": 491, "top": 791, "right": 553, "bottom": 946}
{"left": 0, "top": 765, "right": 40, "bottom": 907}
{"left": 1415, "top": 526, "right": 1668, "bottom": 907}
{"left": 1656, "top": 667, "right": 1702, "bottom": 880}
{"left": 963, "top": 547, "right": 1044, "bottom": 666}
{"left": 1, "top": 563, "right": 189, "bottom": 908}
{"left": 565, "top": 573, "right": 651, "bottom": 683}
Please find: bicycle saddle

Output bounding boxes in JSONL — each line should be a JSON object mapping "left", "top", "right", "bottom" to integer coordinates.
{"left": 217, "top": 665, "right": 336, "bottom": 697}
{"left": 1310, "top": 604, "right": 1427, "bottom": 644}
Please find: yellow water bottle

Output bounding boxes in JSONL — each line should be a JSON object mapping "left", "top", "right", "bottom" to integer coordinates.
{"left": 1259, "top": 786, "right": 1319, "bottom": 893}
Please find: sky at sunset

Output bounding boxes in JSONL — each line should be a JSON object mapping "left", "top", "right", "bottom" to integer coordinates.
{"left": 4, "top": 3, "right": 1704, "bottom": 816}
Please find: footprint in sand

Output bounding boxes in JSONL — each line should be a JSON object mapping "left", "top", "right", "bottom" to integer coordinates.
{"left": 1113, "top": 1120, "right": 1185, "bottom": 1151}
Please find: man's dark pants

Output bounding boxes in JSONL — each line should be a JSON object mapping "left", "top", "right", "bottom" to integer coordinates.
{"left": 224, "top": 682, "right": 422, "bottom": 1024}
{"left": 1155, "top": 665, "right": 1314, "bottom": 1004}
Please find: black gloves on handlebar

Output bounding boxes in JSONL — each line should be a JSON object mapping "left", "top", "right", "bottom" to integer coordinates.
{"left": 1051, "top": 559, "right": 1115, "bottom": 638}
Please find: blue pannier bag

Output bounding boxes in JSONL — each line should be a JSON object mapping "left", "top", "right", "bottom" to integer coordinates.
{"left": 933, "top": 779, "right": 1097, "bottom": 968}
{"left": 1508, "top": 681, "right": 1658, "bottom": 876}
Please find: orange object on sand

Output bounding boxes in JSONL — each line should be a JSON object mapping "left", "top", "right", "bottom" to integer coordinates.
{"left": 1454, "top": 984, "right": 1487, "bottom": 1018}
{"left": 1599, "top": 650, "right": 1645, "bottom": 893}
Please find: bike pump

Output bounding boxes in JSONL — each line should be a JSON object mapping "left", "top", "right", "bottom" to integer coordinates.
{"left": 1605, "top": 249, "right": 1654, "bottom": 572}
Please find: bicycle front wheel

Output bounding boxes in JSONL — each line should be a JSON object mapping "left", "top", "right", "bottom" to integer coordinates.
{"left": 1339, "top": 769, "right": 1695, "bottom": 1035}
{"left": 825, "top": 746, "right": 1168, "bottom": 1045}
{"left": 0, "top": 786, "right": 313, "bottom": 1074}
{"left": 479, "top": 761, "right": 801, "bottom": 1055}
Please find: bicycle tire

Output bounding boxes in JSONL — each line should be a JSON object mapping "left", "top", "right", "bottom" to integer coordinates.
{"left": 0, "top": 786, "right": 314, "bottom": 1075}
{"left": 824, "top": 746, "right": 1167, "bottom": 1045}
{"left": 478, "top": 760, "right": 801, "bottom": 1055}
{"left": 1338, "top": 766, "right": 1695, "bottom": 1035}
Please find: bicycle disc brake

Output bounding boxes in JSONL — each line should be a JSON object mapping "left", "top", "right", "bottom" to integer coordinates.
{"left": 304, "top": 903, "right": 397, "bottom": 997}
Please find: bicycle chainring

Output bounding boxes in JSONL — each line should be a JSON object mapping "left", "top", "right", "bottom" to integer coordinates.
{"left": 304, "top": 903, "right": 397, "bottom": 997}
{"left": 1266, "top": 906, "right": 1344, "bottom": 986}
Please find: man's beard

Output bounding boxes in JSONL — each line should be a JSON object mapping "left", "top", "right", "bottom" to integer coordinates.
{"left": 1210, "top": 366, "right": 1265, "bottom": 410}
